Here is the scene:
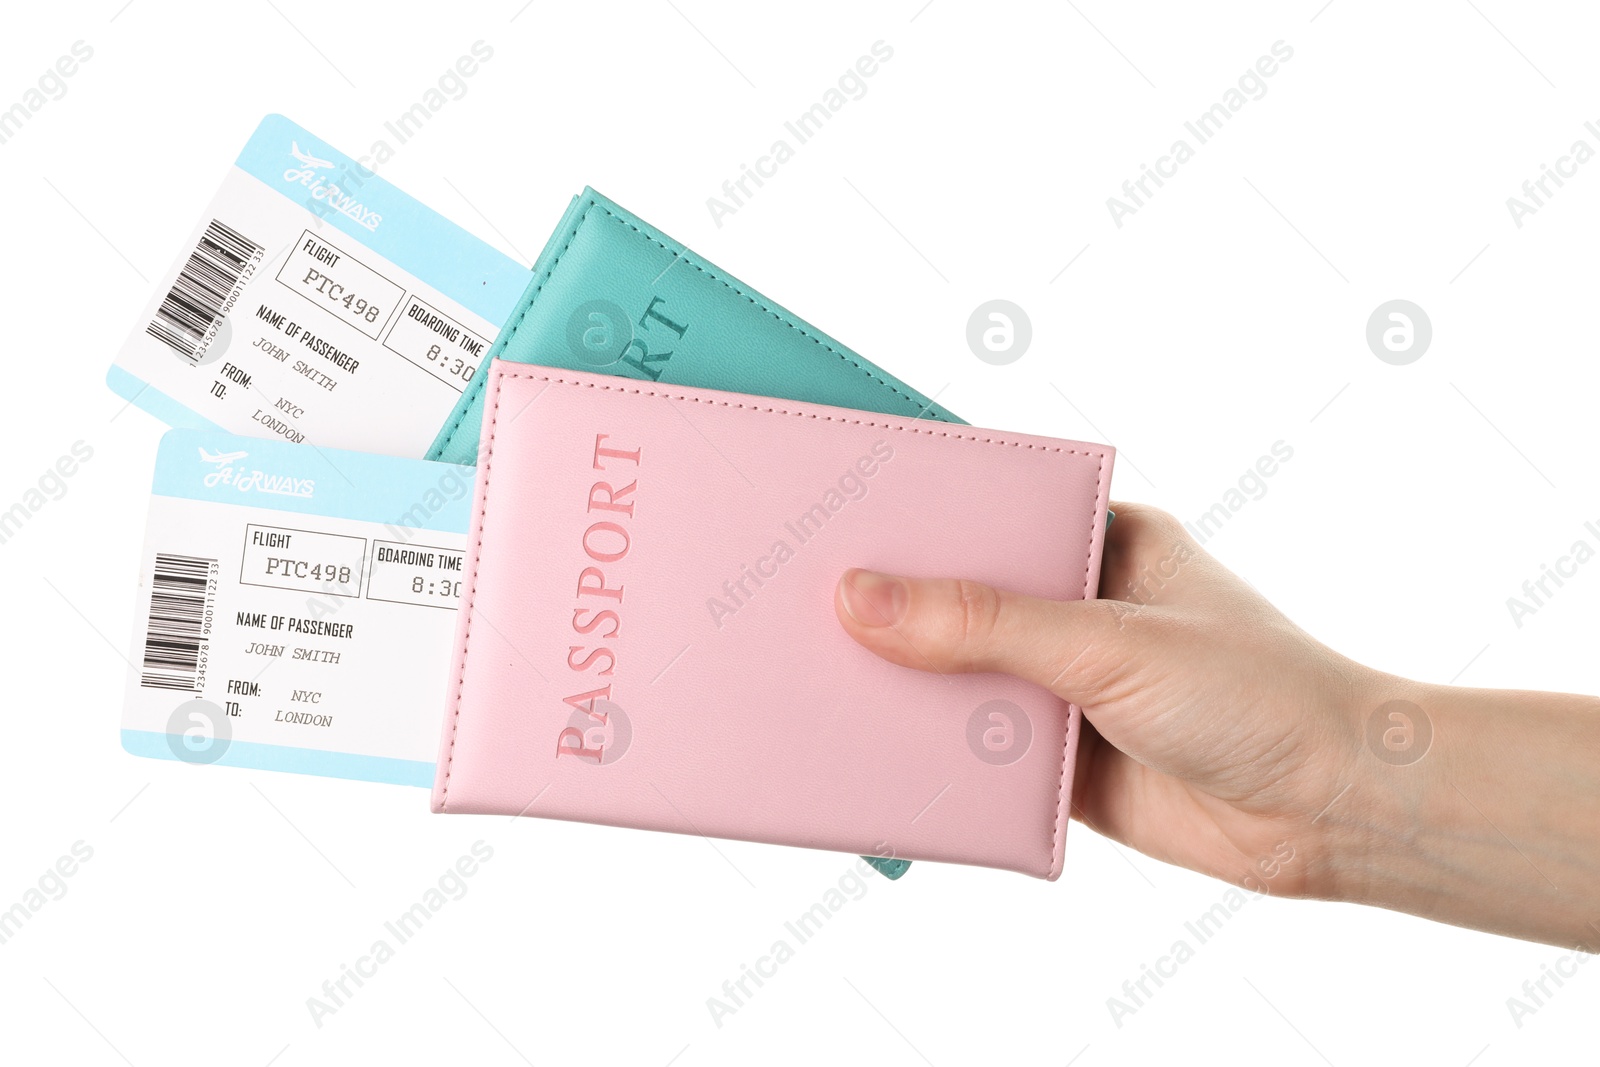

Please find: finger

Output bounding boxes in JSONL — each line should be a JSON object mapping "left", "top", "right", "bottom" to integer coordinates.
{"left": 834, "top": 568, "right": 1134, "bottom": 704}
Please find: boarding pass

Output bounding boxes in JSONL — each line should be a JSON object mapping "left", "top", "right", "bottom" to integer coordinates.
{"left": 106, "top": 114, "right": 528, "bottom": 457}
{"left": 121, "top": 429, "right": 473, "bottom": 785}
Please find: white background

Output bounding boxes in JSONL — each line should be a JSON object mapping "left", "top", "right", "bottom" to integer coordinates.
{"left": 3, "top": 1, "right": 1597, "bottom": 1064}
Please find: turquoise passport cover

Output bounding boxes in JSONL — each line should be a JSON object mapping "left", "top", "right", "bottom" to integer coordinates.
{"left": 426, "top": 187, "right": 961, "bottom": 466}
{"left": 426, "top": 188, "right": 965, "bottom": 879}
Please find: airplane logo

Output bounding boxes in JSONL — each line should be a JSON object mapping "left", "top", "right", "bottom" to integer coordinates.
{"left": 289, "top": 141, "right": 334, "bottom": 171}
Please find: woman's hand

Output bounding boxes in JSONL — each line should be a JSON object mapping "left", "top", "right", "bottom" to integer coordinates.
{"left": 836, "top": 502, "right": 1600, "bottom": 947}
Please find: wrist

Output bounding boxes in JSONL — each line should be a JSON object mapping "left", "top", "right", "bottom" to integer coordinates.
{"left": 1297, "top": 667, "right": 1439, "bottom": 907}
{"left": 1309, "top": 672, "right": 1600, "bottom": 946}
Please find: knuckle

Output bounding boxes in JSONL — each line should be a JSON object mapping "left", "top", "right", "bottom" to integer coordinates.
{"left": 1116, "top": 504, "right": 1199, "bottom": 567}
{"left": 1132, "top": 504, "right": 1187, "bottom": 544}
{"left": 950, "top": 578, "right": 1004, "bottom": 656}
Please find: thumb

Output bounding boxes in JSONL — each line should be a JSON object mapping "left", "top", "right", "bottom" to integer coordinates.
{"left": 834, "top": 568, "right": 1133, "bottom": 704}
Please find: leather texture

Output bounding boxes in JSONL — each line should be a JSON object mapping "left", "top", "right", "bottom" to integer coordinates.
{"left": 426, "top": 185, "right": 967, "bottom": 877}
{"left": 430, "top": 362, "right": 1115, "bottom": 879}
{"left": 425, "top": 187, "right": 961, "bottom": 466}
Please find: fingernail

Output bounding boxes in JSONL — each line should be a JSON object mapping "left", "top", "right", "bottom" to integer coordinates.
{"left": 841, "top": 569, "right": 907, "bottom": 627}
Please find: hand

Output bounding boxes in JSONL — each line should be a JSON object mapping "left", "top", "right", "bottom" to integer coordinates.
{"left": 835, "top": 502, "right": 1600, "bottom": 947}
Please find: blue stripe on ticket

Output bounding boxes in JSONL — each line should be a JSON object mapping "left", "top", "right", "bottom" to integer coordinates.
{"left": 153, "top": 428, "right": 475, "bottom": 534}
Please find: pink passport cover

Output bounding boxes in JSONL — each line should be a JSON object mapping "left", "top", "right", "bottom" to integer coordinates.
{"left": 431, "top": 362, "right": 1114, "bottom": 878}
